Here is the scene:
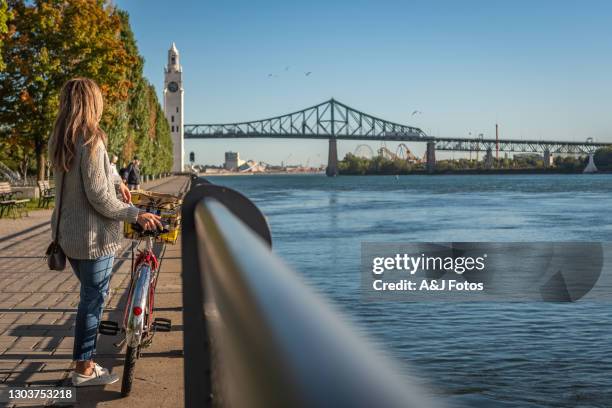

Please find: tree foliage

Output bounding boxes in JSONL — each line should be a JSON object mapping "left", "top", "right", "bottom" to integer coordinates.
{"left": 0, "top": 0, "right": 9, "bottom": 70}
{"left": 339, "top": 153, "right": 587, "bottom": 175}
{"left": 0, "top": 0, "right": 172, "bottom": 180}
{"left": 553, "top": 155, "right": 586, "bottom": 172}
{"left": 338, "top": 153, "right": 424, "bottom": 175}
{"left": 594, "top": 147, "right": 612, "bottom": 170}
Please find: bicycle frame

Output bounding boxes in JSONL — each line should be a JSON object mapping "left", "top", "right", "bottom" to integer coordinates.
{"left": 123, "top": 236, "right": 159, "bottom": 348}
{"left": 101, "top": 195, "right": 184, "bottom": 397}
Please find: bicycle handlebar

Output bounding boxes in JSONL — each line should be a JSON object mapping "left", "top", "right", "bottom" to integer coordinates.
{"left": 131, "top": 222, "right": 170, "bottom": 237}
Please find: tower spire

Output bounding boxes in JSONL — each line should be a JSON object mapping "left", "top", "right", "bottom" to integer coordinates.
{"left": 167, "top": 42, "right": 180, "bottom": 72}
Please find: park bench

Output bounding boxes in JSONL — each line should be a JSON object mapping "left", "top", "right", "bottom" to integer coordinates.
{"left": 37, "top": 180, "right": 55, "bottom": 209}
{"left": 0, "top": 182, "right": 30, "bottom": 219}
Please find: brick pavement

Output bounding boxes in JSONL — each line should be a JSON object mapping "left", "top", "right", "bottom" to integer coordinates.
{"left": 0, "top": 176, "right": 189, "bottom": 407}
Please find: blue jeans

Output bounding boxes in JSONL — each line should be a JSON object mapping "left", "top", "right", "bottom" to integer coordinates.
{"left": 68, "top": 255, "right": 114, "bottom": 361}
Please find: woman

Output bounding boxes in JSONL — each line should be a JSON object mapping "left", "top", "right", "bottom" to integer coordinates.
{"left": 49, "top": 78, "right": 162, "bottom": 387}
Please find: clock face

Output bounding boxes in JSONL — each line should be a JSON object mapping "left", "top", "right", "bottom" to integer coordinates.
{"left": 168, "top": 81, "right": 179, "bottom": 93}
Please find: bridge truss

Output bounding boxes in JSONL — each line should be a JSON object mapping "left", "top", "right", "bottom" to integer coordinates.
{"left": 184, "top": 98, "right": 611, "bottom": 154}
{"left": 184, "top": 98, "right": 429, "bottom": 141}
{"left": 435, "top": 137, "right": 605, "bottom": 154}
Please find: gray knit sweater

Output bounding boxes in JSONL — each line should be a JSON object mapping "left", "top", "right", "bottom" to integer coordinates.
{"left": 51, "top": 139, "right": 140, "bottom": 260}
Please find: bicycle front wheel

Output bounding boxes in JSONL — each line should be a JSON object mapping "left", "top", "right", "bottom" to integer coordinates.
{"left": 121, "top": 345, "right": 138, "bottom": 397}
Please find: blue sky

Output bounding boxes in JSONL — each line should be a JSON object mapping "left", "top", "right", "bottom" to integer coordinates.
{"left": 115, "top": 0, "right": 612, "bottom": 166}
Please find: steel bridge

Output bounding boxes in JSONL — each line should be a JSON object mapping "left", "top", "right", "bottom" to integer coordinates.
{"left": 184, "top": 98, "right": 611, "bottom": 175}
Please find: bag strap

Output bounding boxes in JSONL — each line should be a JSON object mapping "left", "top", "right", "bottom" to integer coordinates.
{"left": 53, "top": 171, "right": 66, "bottom": 243}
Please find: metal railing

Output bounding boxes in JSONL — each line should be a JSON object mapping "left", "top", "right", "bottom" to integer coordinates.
{"left": 181, "top": 181, "right": 439, "bottom": 408}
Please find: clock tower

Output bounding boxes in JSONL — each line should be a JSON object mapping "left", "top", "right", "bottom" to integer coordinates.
{"left": 164, "top": 42, "right": 184, "bottom": 172}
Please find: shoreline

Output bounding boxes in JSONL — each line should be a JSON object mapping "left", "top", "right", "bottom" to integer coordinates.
{"left": 199, "top": 170, "right": 325, "bottom": 176}
{"left": 198, "top": 169, "right": 611, "bottom": 177}
{"left": 340, "top": 168, "right": 611, "bottom": 176}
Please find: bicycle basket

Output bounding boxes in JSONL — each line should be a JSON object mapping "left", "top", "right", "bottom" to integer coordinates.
{"left": 124, "top": 190, "right": 182, "bottom": 244}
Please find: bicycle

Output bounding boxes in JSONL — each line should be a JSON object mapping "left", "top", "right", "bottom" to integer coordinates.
{"left": 99, "top": 222, "right": 173, "bottom": 397}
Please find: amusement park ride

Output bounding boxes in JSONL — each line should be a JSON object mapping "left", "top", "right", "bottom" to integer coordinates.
{"left": 354, "top": 143, "right": 422, "bottom": 163}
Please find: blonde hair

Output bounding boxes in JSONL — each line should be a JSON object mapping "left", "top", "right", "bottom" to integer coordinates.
{"left": 49, "top": 78, "right": 107, "bottom": 172}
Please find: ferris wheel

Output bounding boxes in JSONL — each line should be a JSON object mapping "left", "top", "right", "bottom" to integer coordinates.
{"left": 354, "top": 144, "right": 375, "bottom": 159}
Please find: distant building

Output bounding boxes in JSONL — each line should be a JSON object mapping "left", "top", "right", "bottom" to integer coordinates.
{"left": 513, "top": 153, "right": 540, "bottom": 160}
{"left": 238, "top": 160, "right": 267, "bottom": 173}
{"left": 224, "top": 151, "right": 245, "bottom": 171}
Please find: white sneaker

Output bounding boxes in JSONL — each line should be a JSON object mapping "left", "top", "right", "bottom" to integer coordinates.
{"left": 72, "top": 363, "right": 119, "bottom": 387}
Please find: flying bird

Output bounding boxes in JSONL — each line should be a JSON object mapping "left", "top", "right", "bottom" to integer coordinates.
{"left": 305, "top": 71, "right": 312, "bottom": 76}
{"left": 411, "top": 110, "right": 422, "bottom": 116}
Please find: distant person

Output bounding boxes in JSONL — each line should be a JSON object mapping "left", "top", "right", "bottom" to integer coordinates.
{"left": 109, "top": 155, "right": 122, "bottom": 184}
{"left": 48, "top": 78, "right": 162, "bottom": 387}
{"left": 126, "top": 156, "right": 141, "bottom": 190}
{"left": 119, "top": 163, "right": 128, "bottom": 183}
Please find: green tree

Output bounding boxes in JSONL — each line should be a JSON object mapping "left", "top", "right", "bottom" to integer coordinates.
{"left": 554, "top": 155, "right": 586, "bottom": 172}
{"left": 0, "top": 0, "right": 133, "bottom": 180}
{"left": 107, "top": 10, "right": 172, "bottom": 175}
{"left": 0, "top": 1, "right": 172, "bottom": 180}
{"left": 594, "top": 147, "right": 612, "bottom": 170}
{"left": 0, "top": 0, "right": 9, "bottom": 70}
{"left": 339, "top": 153, "right": 369, "bottom": 175}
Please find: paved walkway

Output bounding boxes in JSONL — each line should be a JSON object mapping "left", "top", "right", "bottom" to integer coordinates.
{"left": 0, "top": 176, "right": 189, "bottom": 407}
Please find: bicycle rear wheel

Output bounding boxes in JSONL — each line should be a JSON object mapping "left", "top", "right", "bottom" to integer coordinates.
{"left": 121, "top": 345, "right": 138, "bottom": 396}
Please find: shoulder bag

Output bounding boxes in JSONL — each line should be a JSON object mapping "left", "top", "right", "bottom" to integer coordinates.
{"left": 45, "top": 172, "right": 66, "bottom": 270}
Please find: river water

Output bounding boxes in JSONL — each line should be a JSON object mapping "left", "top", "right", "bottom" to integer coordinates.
{"left": 206, "top": 173, "right": 612, "bottom": 407}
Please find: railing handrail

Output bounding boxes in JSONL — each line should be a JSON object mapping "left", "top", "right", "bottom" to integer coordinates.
{"left": 182, "top": 186, "right": 439, "bottom": 408}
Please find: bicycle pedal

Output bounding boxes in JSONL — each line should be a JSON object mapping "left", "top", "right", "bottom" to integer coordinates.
{"left": 153, "top": 318, "right": 171, "bottom": 332}
{"left": 99, "top": 320, "right": 119, "bottom": 335}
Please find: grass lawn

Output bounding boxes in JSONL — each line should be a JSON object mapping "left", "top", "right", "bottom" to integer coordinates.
{"left": 0, "top": 199, "right": 54, "bottom": 219}
{"left": 26, "top": 199, "right": 55, "bottom": 211}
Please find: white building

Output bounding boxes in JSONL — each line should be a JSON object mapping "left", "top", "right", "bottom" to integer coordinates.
{"left": 513, "top": 153, "right": 541, "bottom": 160}
{"left": 238, "top": 160, "right": 267, "bottom": 173}
{"left": 224, "top": 152, "right": 245, "bottom": 171}
{"left": 163, "top": 43, "right": 185, "bottom": 173}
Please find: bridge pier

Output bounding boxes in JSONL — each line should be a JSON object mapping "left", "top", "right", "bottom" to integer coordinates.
{"left": 543, "top": 149, "right": 551, "bottom": 168}
{"left": 584, "top": 153, "right": 598, "bottom": 173}
{"left": 484, "top": 148, "right": 493, "bottom": 169}
{"left": 326, "top": 138, "right": 338, "bottom": 177}
{"left": 426, "top": 141, "right": 436, "bottom": 173}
